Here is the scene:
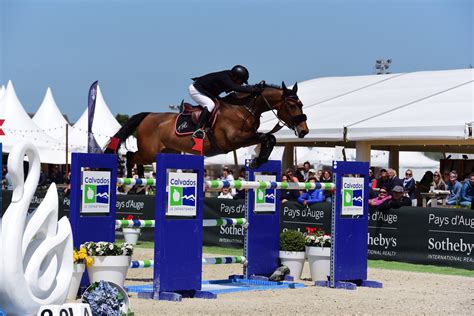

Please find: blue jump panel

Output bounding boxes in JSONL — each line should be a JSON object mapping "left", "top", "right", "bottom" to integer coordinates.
{"left": 245, "top": 160, "right": 281, "bottom": 278}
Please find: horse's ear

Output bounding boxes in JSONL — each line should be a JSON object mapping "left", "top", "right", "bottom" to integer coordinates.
{"left": 292, "top": 82, "right": 298, "bottom": 94}
{"left": 282, "top": 81, "right": 288, "bottom": 92}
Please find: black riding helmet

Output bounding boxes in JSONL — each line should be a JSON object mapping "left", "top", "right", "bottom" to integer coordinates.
{"left": 231, "top": 65, "right": 249, "bottom": 84}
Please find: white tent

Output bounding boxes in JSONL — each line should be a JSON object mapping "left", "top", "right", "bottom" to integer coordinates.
{"left": 32, "top": 87, "right": 71, "bottom": 140}
{"left": 70, "top": 85, "right": 122, "bottom": 150}
{"left": 0, "top": 81, "right": 70, "bottom": 164}
{"left": 0, "top": 85, "right": 5, "bottom": 101}
{"left": 260, "top": 69, "right": 473, "bottom": 142}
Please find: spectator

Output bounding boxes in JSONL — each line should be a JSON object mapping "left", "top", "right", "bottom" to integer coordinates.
{"left": 221, "top": 166, "right": 236, "bottom": 196}
{"left": 217, "top": 187, "right": 233, "bottom": 199}
{"left": 281, "top": 174, "right": 300, "bottom": 203}
{"left": 320, "top": 170, "right": 333, "bottom": 203}
{"left": 427, "top": 170, "right": 447, "bottom": 206}
{"left": 375, "top": 169, "right": 389, "bottom": 190}
{"left": 403, "top": 169, "right": 416, "bottom": 206}
{"left": 369, "top": 187, "right": 392, "bottom": 207}
{"left": 416, "top": 171, "right": 434, "bottom": 205}
{"left": 447, "top": 171, "right": 462, "bottom": 205}
{"left": 297, "top": 177, "right": 324, "bottom": 206}
{"left": 386, "top": 168, "right": 403, "bottom": 192}
{"left": 301, "top": 161, "right": 311, "bottom": 181}
{"left": 459, "top": 173, "right": 474, "bottom": 207}
{"left": 379, "top": 185, "right": 411, "bottom": 210}
{"left": 316, "top": 170, "right": 323, "bottom": 181}
{"left": 442, "top": 170, "right": 451, "bottom": 186}
{"left": 204, "top": 169, "right": 211, "bottom": 181}
{"left": 431, "top": 171, "right": 447, "bottom": 191}
{"left": 49, "top": 165, "right": 64, "bottom": 184}
{"left": 308, "top": 169, "right": 317, "bottom": 180}
{"left": 369, "top": 167, "right": 376, "bottom": 187}
{"left": 285, "top": 168, "right": 299, "bottom": 183}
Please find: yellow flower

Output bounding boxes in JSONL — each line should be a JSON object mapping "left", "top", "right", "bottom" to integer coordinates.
{"left": 85, "top": 256, "right": 94, "bottom": 267}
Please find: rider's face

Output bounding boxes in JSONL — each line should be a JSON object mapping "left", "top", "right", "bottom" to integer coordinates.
{"left": 231, "top": 75, "right": 243, "bottom": 85}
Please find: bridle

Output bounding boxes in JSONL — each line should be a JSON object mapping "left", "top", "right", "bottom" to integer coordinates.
{"left": 260, "top": 93, "right": 307, "bottom": 136}
{"left": 239, "top": 88, "right": 307, "bottom": 135}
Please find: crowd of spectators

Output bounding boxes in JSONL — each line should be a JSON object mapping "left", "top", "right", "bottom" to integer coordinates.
{"left": 210, "top": 162, "right": 474, "bottom": 210}
{"left": 2, "top": 160, "right": 472, "bottom": 209}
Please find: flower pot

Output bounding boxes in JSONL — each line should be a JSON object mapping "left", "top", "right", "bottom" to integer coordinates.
{"left": 67, "top": 263, "right": 85, "bottom": 300}
{"left": 122, "top": 227, "right": 141, "bottom": 245}
{"left": 305, "top": 246, "right": 331, "bottom": 281}
{"left": 87, "top": 256, "right": 131, "bottom": 288}
{"left": 279, "top": 250, "right": 306, "bottom": 279}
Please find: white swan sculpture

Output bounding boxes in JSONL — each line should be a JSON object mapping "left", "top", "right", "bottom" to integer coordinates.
{"left": 0, "top": 142, "right": 73, "bottom": 315}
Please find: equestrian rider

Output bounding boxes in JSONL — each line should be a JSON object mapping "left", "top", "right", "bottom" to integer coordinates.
{"left": 189, "top": 65, "right": 264, "bottom": 138}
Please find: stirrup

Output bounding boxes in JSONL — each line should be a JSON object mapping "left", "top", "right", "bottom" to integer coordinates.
{"left": 192, "top": 129, "right": 205, "bottom": 139}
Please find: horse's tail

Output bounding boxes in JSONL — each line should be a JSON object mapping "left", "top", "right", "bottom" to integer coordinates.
{"left": 104, "top": 112, "right": 150, "bottom": 153}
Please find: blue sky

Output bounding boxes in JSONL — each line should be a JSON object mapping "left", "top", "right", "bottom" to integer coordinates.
{"left": 0, "top": 0, "right": 472, "bottom": 123}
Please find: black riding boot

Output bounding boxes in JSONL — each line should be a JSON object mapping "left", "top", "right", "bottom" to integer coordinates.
{"left": 192, "top": 108, "right": 211, "bottom": 139}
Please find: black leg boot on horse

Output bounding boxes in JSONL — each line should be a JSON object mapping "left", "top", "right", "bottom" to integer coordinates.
{"left": 249, "top": 133, "right": 277, "bottom": 169}
{"left": 192, "top": 108, "right": 211, "bottom": 139}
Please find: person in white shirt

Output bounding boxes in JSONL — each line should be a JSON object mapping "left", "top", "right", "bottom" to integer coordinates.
{"left": 217, "top": 187, "right": 234, "bottom": 199}
{"left": 221, "top": 166, "right": 236, "bottom": 196}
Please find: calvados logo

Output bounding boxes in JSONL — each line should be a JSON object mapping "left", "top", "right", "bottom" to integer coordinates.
{"left": 343, "top": 188, "right": 363, "bottom": 207}
{"left": 84, "top": 184, "right": 109, "bottom": 204}
{"left": 256, "top": 188, "right": 275, "bottom": 204}
{"left": 82, "top": 171, "right": 111, "bottom": 213}
{"left": 170, "top": 185, "right": 196, "bottom": 206}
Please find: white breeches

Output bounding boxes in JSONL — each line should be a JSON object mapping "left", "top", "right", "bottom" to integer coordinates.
{"left": 188, "top": 84, "right": 215, "bottom": 112}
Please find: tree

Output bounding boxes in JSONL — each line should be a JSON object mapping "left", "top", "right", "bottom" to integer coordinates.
{"left": 115, "top": 114, "right": 130, "bottom": 126}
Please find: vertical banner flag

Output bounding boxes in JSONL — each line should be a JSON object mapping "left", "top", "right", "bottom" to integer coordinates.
{"left": 87, "top": 81, "right": 102, "bottom": 153}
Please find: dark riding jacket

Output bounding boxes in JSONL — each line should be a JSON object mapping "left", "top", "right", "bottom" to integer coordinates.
{"left": 192, "top": 70, "right": 256, "bottom": 98}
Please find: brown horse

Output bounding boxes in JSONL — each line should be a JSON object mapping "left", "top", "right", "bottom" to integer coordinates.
{"left": 106, "top": 82, "right": 309, "bottom": 176}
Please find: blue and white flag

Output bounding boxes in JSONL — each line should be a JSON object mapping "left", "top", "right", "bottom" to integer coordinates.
{"left": 87, "top": 80, "right": 102, "bottom": 153}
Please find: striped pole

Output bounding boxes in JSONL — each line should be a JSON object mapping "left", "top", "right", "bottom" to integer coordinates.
{"left": 129, "top": 256, "right": 247, "bottom": 268}
{"left": 116, "top": 218, "right": 247, "bottom": 229}
{"left": 205, "top": 180, "right": 335, "bottom": 191}
{"left": 117, "top": 178, "right": 156, "bottom": 186}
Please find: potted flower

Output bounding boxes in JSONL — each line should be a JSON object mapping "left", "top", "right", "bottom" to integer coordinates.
{"left": 305, "top": 228, "right": 331, "bottom": 281}
{"left": 122, "top": 215, "right": 141, "bottom": 245}
{"left": 279, "top": 230, "right": 306, "bottom": 279}
{"left": 67, "top": 247, "right": 93, "bottom": 300}
{"left": 82, "top": 241, "right": 134, "bottom": 288}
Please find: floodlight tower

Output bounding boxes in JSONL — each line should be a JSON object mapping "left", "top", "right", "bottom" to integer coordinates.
{"left": 375, "top": 59, "right": 392, "bottom": 74}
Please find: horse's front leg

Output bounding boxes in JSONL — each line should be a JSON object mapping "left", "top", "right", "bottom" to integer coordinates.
{"left": 248, "top": 133, "right": 276, "bottom": 169}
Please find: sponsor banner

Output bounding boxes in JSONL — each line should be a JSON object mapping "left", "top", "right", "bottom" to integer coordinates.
{"left": 341, "top": 177, "right": 364, "bottom": 216}
{"left": 202, "top": 198, "right": 246, "bottom": 248}
{"left": 1, "top": 189, "right": 64, "bottom": 217}
{"left": 254, "top": 175, "right": 276, "bottom": 213}
{"left": 167, "top": 172, "right": 197, "bottom": 216}
{"left": 280, "top": 200, "right": 332, "bottom": 234}
{"left": 12, "top": 190, "right": 471, "bottom": 270}
{"left": 81, "top": 171, "right": 111, "bottom": 213}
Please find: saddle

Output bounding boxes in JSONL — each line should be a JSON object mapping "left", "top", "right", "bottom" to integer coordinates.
{"left": 175, "top": 100, "right": 220, "bottom": 136}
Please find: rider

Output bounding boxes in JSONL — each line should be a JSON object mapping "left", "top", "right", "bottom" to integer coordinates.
{"left": 189, "top": 65, "right": 264, "bottom": 138}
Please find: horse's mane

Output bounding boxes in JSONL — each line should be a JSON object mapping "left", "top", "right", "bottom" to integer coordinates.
{"left": 220, "top": 83, "right": 282, "bottom": 106}
{"left": 262, "top": 83, "right": 282, "bottom": 90}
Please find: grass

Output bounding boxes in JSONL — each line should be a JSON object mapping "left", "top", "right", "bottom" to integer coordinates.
{"left": 130, "top": 241, "right": 474, "bottom": 277}
{"left": 368, "top": 259, "right": 474, "bottom": 277}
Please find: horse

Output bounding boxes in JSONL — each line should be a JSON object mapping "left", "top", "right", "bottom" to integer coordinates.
{"left": 106, "top": 82, "right": 309, "bottom": 176}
